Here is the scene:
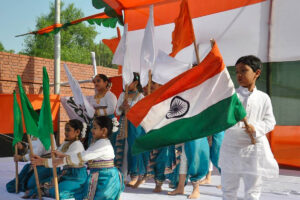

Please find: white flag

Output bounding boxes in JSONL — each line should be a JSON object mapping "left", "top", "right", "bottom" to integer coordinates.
{"left": 112, "top": 24, "right": 128, "bottom": 66}
{"left": 152, "top": 50, "right": 191, "bottom": 85}
{"left": 140, "top": 5, "right": 156, "bottom": 87}
{"left": 63, "top": 64, "right": 95, "bottom": 118}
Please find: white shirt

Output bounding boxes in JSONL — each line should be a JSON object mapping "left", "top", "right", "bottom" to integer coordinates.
{"left": 46, "top": 140, "right": 84, "bottom": 168}
{"left": 115, "top": 92, "right": 144, "bottom": 116}
{"left": 64, "top": 139, "right": 115, "bottom": 165}
{"left": 24, "top": 137, "right": 56, "bottom": 161}
{"left": 86, "top": 91, "right": 117, "bottom": 116}
{"left": 219, "top": 86, "right": 279, "bottom": 178}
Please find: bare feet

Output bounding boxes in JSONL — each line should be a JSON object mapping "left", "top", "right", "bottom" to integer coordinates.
{"left": 152, "top": 185, "right": 162, "bottom": 193}
{"left": 132, "top": 177, "right": 146, "bottom": 189}
{"left": 188, "top": 189, "right": 200, "bottom": 199}
{"left": 126, "top": 177, "right": 138, "bottom": 187}
{"left": 168, "top": 188, "right": 184, "bottom": 195}
{"left": 216, "top": 185, "right": 222, "bottom": 189}
{"left": 199, "top": 177, "right": 211, "bottom": 185}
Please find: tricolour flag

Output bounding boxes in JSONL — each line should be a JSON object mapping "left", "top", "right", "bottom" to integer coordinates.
{"left": 17, "top": 76, "right": 39, "bottom": 137}
{"left": 12, "top": 90, "right": 24, "bottom": 147}
{"left": 127, "top": 42, "right": 246, "bottom": 154}
{"left": 37, "top": 67, "right": 53, "bottom": 150}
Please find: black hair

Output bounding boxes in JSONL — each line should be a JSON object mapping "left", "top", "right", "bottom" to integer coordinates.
{"left": 95, "top": 74, "right": 112, "bottom": 89}
{"left": 67, "top": 119, "right": 84, "bottom": 140}
{"left": 93, "top": 116, "right": 113, "bottom": 138}
{"left": 133, "top": 72, "right": 143, "bottom": 93}
{"left": 235, "top": 55, "right": 262, "bottom": 73}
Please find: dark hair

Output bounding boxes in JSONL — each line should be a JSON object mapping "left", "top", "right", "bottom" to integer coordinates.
{"left": 93, "top": 116, "right": 113, "bottom": 137}
{"left": 67, "top": 119, "right": 83, "bottom": 140}
{"left": 95, "top": 74, "right": 112, "bottom": 89}
{"left": 133, "top": 72, "right": 143, "bottom": 93}
{"left": 235, "top": 55, "right": 262, "bottom": 73}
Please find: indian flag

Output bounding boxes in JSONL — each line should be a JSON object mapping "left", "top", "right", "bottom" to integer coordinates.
{"left": 127, "top": 42, "right": 246, "bottom": 154}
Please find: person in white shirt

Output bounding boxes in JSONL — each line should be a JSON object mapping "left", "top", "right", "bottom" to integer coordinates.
{"left": 219, "top": 55, "right": 279, "bottom": 200}
{"left": 31, "top": 119, "right": 87, "bottom": 199}
{"left": 52, "top": 116, "right": 124, "bottom": 200}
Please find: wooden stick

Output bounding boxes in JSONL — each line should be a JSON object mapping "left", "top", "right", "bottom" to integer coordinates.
{"left": 242, "top": 118, "right": 256, "bottom": 144}
{"left": 147, "top": 70, "right": 152, "bottom": 96}
{"left": 27, "top": 135, "right": 42, "bottom": 200}
{"left": 124, "top": 85, "right": 129, "bottom": 138}
{"left": 14, "top": 144, "right": 19, "bottom": 193}
{"left": 50, "top": 134, "right": 60, "bottom": 200}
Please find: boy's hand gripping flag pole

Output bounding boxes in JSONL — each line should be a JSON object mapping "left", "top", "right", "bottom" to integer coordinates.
{"left": 39, "top": 67, "right": 60, "bottom": 200}
{"left": 242, "top": 117, "right": 256, "bottom": 144}
{"left": 17, "top": 77, "right": 42, "bottom": 200}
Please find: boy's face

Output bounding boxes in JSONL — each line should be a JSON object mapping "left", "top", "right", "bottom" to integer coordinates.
{"left": 235, "top": 63, "right": 261, "bottom": 88}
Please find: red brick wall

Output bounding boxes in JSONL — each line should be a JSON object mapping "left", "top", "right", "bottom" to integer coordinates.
{"left": 0, "top": 52, "right": 118, "bottom": 143}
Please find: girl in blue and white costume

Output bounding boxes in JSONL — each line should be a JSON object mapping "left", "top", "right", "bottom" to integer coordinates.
{"left": 6, "top": 136, "right": 56, "bottom": 196}
{"left": 53, "top": 116, "right": 124, "bottom": 200}
{"left": 114, "top": 72, "right": 149, "bottom": 188}
{"left": 86, "top": 74, "right": 117, "bottom": 146}
{"left": 31, "top": 119, "right": 88, "bottom": 199}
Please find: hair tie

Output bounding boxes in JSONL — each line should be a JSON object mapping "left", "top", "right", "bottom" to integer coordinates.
{"left": 112, "top": 117, "right": 119, "bottom": 133}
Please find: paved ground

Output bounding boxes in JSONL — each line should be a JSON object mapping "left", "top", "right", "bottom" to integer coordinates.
{"left": 1, "top": 157, "right": 300, "bottom": 200}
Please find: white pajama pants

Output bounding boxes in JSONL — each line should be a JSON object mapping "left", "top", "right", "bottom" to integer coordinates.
{"left": 221, "top": 172, "right": 263, "bottom": 200}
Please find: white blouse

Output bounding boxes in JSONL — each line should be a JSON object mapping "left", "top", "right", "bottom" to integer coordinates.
{"left": 86, "top": 91, "right": 117, "bottom": 116}
{"left": 46, "top": 140, "right": 84, "bottom": 168}
{"left": 64, "top": 139, "right": 114, "bottom": 166}
{"left": 115, "top": 92, "right": 144, "bottom": 116}
{"left": 24, "top": 137, "right": 56, "bottom": 161}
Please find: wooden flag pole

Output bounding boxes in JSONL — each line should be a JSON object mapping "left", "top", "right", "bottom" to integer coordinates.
{"left": 242, "top": 118, "right": 256, "bottom": 144}
{"left": 27, "top": 135, "right": 42, "bottom": 200}
{"left": 124, "top": 85, "right": 129, "bottom": 138}
{"left": 147, "top": 70, "right": 152, "bottom": 96}
{"left": 14, "top": 144, "right": 19, "bottom": 193}
{"left": 50, "top": 134, "right": 60, "bottom": 200}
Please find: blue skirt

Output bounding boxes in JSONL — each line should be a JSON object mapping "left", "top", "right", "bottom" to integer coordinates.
{"left": 75, "top": 167, "right": 124, "bottom": 200}
{"left": 6, "top": 163, "right": 53, "bottom": 193}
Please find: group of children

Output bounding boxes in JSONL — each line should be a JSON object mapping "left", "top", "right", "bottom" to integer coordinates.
{"left": 6, "top": 55, "right": 279, "bottom": 200}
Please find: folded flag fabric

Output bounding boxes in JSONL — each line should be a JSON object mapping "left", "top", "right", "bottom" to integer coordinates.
{"left": 127, "top": 42, "right": 246, "bottom": 154}
{"left": 12, "top": 90, "right": 24, "bottom": 147}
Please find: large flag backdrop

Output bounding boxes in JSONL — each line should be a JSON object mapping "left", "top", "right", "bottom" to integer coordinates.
{"left": 93, "top": 0, "right": 300, "bottom": 69}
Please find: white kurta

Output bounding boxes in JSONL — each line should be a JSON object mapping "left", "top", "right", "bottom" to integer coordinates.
{"left": 64, "top": 139, "right": 115, "bottom": 165}
{"left": 219, "top": 86, "right": 279, "bottom": 178}
{"left": 86, "top": 91, "right": 117, "bottom": 116}
{"left": 23, "top": 137, "right": 56, "bottom": 161}
{"left": 46, "top": 140, "right": 84, "bottom": 168}
{"left": 115, "top": 92, "right": 144, "bottom": 116}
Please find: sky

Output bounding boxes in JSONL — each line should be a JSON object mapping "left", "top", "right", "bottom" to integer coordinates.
{"left": 0, "top": 0, "right": 121, "bottom": 53}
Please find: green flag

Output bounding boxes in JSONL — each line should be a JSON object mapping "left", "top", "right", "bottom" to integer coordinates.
{"left": 12, "top": 90, "right": 24, "bottom": 147}
{"left": 17, "top": 76, "right": 39, "bottom": 137}
{"left": 37, "top": 67, "right": 53, "bottom": 150}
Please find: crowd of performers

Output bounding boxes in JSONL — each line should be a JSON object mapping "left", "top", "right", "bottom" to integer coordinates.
{"left": 6, "top": 55, "right": 279, "bottom": 200}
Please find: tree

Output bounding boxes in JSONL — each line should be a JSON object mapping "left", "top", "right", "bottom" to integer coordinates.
{"left": 0, "top": 42, "right": 15, "bottom": 53}
{"left": 21, "top": 3, "right": 107, "bottom": 65}
{"left": 94, "top": 42, "right": 118, "bottom": 69}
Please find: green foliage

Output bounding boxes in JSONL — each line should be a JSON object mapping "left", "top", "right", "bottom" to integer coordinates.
{"left": 22, "top": 2, "right": 114, "bottom": 66}
{"left": 0, "top": 41, "right": 15, "bottom": 53}
{"left": 94, "top": 42, "right": 118, "bottom": 69}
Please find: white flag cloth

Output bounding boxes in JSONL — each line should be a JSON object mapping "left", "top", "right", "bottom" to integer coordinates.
{"left": 63, "top": 64, "right": 95, "bottom": 118}
{"left": 112, "top": 24, "right": 133, "bottom": 87}
{"left": 152, "top": 50, "right": 191, "bottom": 85}
{"left": 140, "top": 5, "right": 156, "bottom": 87}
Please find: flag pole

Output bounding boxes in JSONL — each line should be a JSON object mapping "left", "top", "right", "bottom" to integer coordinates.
{"left": 50, "top": 134, "right": 60, "bottom": 200}
{"left": 185, "top": 0, "right": 200, "bottom": 65}
{"left": 147, "top": 70, "right": 152, "bottom": 95}
{"left": 27, "top": 135, "right": 42, "bottom": 200}
{"left": 124, "top": 85, "right": 129, "bottom": 138}
{"left": 14, "top": 144, "right": 19, "bottom": 193}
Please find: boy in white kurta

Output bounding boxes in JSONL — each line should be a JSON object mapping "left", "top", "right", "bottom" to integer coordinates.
{"left": 219, "top": 55, "right": 279, "bottom": 200}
